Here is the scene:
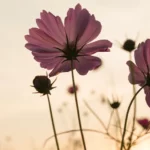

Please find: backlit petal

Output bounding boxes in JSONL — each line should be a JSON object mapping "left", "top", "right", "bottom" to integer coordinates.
{"left": 38, "top": 10, "right": 66, "bottom": 45}
{"left": 77, "top": 15, "right": 101, "bottom": 48}
{"left": 74, "top": 56, "right": 101, "bottom": 75}
{"left": 65, "top": 4, "right": 90, "bottom": 42}
{"left": 144, "top": 86, "right": 150, "bottom": 107}
{"left": 134, "top": 42, "right": 148, "bottom": 73}
{"left": 81, "top": 40, "right": 112, "bottom": 55}
{"left": 126, "top": 61, "right": 145, "bottom": 85}
{"left": 49, "top": 61, "right": 72, "bottom": 77}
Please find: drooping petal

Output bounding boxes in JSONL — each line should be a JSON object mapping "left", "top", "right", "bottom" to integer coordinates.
{"left": 144, "top": 86, "right": 150, "bottom": 107}
{"left": 81, "top": 40, "right": 112, "bottom": 55}
{"left": 49, "top": 61, "right": 72, "bottom": 77}
{"left": 134, "top": 42, "right": 148, "bottom": 73}
{"left": 143, "top": 39, "right": 150, "bottom": 70}
{"left": 74, "top": 55, "right": 101, "bottom": 75}
{"left": 65, "top": 4, "right": 90, "bottom": 42}
{"left": 37, "top": 10, "right": 66, "bottom": 45}
{"left": 126, "top": 61, "right": 145, "bottom": 85}
{"left": 77, "top": 15, "right": 101, "bottom": 48}
{"left": 25, "top": 28, "right": 63, "bottom": 49}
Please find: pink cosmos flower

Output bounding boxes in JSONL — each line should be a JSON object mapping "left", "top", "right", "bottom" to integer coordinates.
{"left": 126, "top": 39, "right": 150, "bottom": 107}
{"left": 25, "top": 4, "right": 112, "bottom": 77}
{"left": 137, "top": 118, "right": 150, "bottom": 130}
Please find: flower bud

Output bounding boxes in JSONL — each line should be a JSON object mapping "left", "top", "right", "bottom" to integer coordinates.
{"left": 32, "top": 75, "right": 56, "bottom": 95}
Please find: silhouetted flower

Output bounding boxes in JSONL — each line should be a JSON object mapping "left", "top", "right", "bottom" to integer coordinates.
{"left": 25, "top": 4, "right": 112, "bottom": 77}
{"left": 137, "top": 118, "right": 150, "bottom": 130}
{"left": 68, "top": 85, "right": 78, "bottom": 94}
{"left": 110, "top": 101, "right": 120, "bottom": 109}
{"left": 106, "top": 95, "right": 121, "bottom": 109}
{"left": 32, "top": 76, "right": 56, "bottom": 95}
{"left": 122, "top": 39, "right": 136, "bottom": 52}
{"left": 127, "top": 39, "right": 150, "bottom": 107}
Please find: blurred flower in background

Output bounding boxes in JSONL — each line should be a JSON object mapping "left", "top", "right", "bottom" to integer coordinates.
{"left": 137, "top": 118, "right": 150, "bottom": 130}
{"left": 67, "top": 85, "right": 78, "bottom": 94}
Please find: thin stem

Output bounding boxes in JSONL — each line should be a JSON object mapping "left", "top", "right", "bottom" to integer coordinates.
{"left": 43, "top": 128, "right": 121, "bottom": 148}
{"left": 83, "top": 100, "right": 120, "bottom": 143}
{"left": 70, "top": 60, "right": 87, "bottom": 150}
{"left": 46, "top": 94, "right": 60, "bottom": 150}
{"left": 132, "top": 129, "right": 148, "bottom": 145}
{"left": 116, "top": 110, "right": 122, "bottom": 137}
{"left": 127, "top": 53, "right": 137, "bottom": 150}
{"left": 120, "top": 84, "right": 146, "bottom": 150}
{"left": 107, "top": 110, "right": 114, "bottom": 131}
{"left": 84, "top": 100, "right": 107, "bottom": 130}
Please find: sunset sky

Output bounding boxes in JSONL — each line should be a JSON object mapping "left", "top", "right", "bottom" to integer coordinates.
{"left": 1, "top": 0, "right": 150, "bottom": 150}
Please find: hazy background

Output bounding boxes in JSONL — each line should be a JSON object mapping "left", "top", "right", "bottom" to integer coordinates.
{"left": 1, "top": 0, "right": 150, "bottom": 149}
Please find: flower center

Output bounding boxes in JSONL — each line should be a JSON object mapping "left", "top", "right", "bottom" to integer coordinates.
{"left": 62, "top": 43, "right": 80, "bottom": 60}
{"left": 55, "top": 43, "right": 85, "bottom": 62}
{"left": 146, "top": 73, "right": 150, "bottom": 86}
{"left": 55, "top": 36, "right": 86, "bottom": 62}
{"left": 123, "top": 39, "right": 135, "bottom": 52}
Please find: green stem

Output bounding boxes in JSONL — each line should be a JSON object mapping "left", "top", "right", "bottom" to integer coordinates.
{"left": 120, "top": 84, "right": 146, "bottom": 150}
{"left": 71, "top": 60, "right": 87, "bottom": 150}
{"left": 46, "top": 94, "right": 60, "bottom": 150}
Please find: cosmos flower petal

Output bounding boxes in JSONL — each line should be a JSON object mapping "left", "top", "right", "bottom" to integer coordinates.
{"left": 25, "top": 28, "right": 63, "bottom": 49}
{"left": 82, "top": 40, "right": 112, "bottom": 55}
{"left": 31, "top": 51, "right": 64, "bottom": 70}
{"left": 144, "top": 86, "right": 150, "bottom": 107}
{"left": 74, "top": 56, "right": 101, "bottom": 75}
{"left": 49, "top": 61, "right": 72, "bottom": 77}
{"left": 77, "top": 15, "right": 101, "bottom": 48}
{"left": 134, "top": 42, "right": 148, "bottom": 73}
{"left": 144, "top": 39, "right": 150, "bottom": 70}
{"left": 37, "top": 10, "right": 66, "bottom": 45}
{"left": 40, "top": 57, "right": 64, "bottom": 70}
{"left": 25, "top": 43, "right": 61, "bottom": 54}
{"left": 126, "top": 61, "right": 145, "bottom": 85}
{"left": 65, "top": 4, "right": 90, "bottom": 42}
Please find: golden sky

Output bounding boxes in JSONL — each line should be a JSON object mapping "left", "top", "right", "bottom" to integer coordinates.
{"left": 1, "top": 0, "right": 150, "bottom": 150}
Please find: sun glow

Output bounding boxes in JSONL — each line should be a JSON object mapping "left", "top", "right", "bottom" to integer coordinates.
{"left": 132, "top": 142, "right": 150, "bottom": 150}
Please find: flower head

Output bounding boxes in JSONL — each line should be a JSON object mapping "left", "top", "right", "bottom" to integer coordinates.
{"left": 137, "top": 118, "right": 150, "bottom": 130}
{"left": 32, "top": 75, "right": 56, "bottom": 95}
{"left": 122, "top": 39, "right": 136, "bottom": 52}
{"left": 126, "top": 39, "right": 150, "bottom": 107}
{"left": 110, "top": 101, "right": 120, "bottom": 109}
{"left": 25, "top": 4, "right": 112, "bottom": 77}
{"left": 108, "top": 95, "right": 121, "bottom": 109}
